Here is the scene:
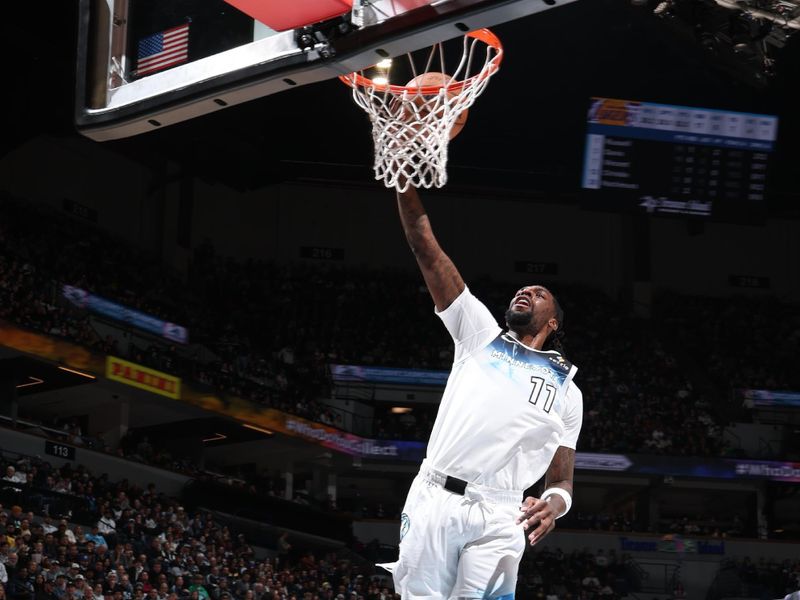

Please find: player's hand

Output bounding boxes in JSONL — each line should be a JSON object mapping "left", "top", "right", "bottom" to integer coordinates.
{"left": 516, "top": 496, "right": 558, "bottom": 546}
{"left": 395, "top": 172, "right": 414, "bottom": 193}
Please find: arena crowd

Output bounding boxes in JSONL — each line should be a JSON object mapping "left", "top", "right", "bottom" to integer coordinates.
{"left": 0, "top": 454, "right": 396, "bottom": 600}
{"left": 6, "top": 193, "right": 796, "bottom": 461}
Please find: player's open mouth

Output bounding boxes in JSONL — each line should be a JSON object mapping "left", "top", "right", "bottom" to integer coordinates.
{"left": 512, "top": 297, "right": 530, "bottom": 309}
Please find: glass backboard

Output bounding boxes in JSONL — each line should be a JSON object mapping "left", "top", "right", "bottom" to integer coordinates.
{"left": 75, "top": 0, "right": 579, "bottom": 141}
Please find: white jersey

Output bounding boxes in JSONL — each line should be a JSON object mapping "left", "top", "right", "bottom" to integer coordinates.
{"left": 425, "top": 286, "right": 583, "bottom": 491}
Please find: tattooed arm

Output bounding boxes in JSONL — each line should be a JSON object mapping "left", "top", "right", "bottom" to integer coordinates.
{"left": 396, "top": 186, "right": 464, "bottom": 311}
{"left": 517, "top": 446, "right": 575, "bottom": 546}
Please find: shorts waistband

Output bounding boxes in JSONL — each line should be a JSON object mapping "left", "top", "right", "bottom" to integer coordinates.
{"left": 419, "top": 462, "right": 522, "bottom": 505}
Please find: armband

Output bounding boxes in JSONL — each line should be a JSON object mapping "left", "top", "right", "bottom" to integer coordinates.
{"left": 542, "top": 487, "right": 572, "bottom": 519}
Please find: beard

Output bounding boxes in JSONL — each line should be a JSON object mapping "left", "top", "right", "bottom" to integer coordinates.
{"left": 505, "top": 308, "right": 533, "bottom": 330}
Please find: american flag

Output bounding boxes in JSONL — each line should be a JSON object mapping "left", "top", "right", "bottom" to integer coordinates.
{"left": 135, "top": 23, "right": 190, "bottom": 77}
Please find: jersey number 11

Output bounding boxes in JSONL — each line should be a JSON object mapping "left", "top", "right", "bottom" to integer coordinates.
{"left": 528, "top": 376, "right": 556, "bottom": 413}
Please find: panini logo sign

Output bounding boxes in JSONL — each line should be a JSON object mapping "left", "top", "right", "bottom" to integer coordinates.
{"left": 106, "top": 356, "right": 180, "bottom": 399}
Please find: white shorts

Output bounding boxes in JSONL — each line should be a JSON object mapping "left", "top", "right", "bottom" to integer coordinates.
{"left": 379, "top": 462, "right": 526, "bottom": 599}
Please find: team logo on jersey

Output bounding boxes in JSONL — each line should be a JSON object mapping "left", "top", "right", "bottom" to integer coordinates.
{"left": 494, "top": 333, "right": 573, "bottom": 381}
{"left": 400, "top": 513, "right": 410, "bottom": 541}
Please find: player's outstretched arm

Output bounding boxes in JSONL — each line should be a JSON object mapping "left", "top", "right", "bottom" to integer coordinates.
{"left": 516, "top": 446, "right": 575, "bottom": 546}
{"left": 397, "top": 186, "right": 464, "bottom": 311}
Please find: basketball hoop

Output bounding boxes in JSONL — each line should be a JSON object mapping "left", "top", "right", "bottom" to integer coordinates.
{"left": 340, "top": 29, "right": 503, "bottom": 192}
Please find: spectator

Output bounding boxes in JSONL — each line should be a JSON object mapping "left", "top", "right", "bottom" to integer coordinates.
{"left": 97, "top": 510, "right": 117, "bottom": 549}
{"left": 2, "top": 470, "right": 25, "bottom": 485}
{"left": 83, "top": 527, "right": 107, "bottom": 550}
{"left": 34, "top": 579, "right": 55, "bottom": 600}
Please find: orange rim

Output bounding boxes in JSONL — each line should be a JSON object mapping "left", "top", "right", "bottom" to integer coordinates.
{"left": 339, "top": 28, "right": 503, "bottom": 95}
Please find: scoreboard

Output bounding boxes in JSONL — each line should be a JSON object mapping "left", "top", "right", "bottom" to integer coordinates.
{"left": 581, "top": 98, "right": 779, "bottom": 218}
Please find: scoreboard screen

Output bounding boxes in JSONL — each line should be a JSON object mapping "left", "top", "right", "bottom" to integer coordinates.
{"left": 581, "top": 98, "right": 779, "bottom": 218}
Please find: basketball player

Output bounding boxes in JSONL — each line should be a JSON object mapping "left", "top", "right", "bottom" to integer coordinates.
{"left": 380, "top": 186, "right": 583, "bottom": 598}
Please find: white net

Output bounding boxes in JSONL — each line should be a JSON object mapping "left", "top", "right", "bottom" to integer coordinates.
{"left": 341, "top": 29, "right": 503, "bottom": 192}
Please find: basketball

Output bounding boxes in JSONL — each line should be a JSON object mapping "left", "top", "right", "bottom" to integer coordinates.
{"left": 405, "top": 72, "right": 469, "bottom": 140}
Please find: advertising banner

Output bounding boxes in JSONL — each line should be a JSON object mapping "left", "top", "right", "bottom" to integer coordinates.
{"left": 106, "top": 356, "right": 181, "bottom": 399}
{"left": 63, "top": 285, "right": 188, "bottom": 344}
{"left": 575, "top": 452, "right": 800, "bottom": 483}
{"left": 330, "top": 364, "right": 449, "bottom": 387}
{"left": 283, "top": 418, "right": 426, "bottom": 461}
{"left": 619, "top": 535, "right": 725, "bottom": 556}
{"left": 739, "top": 388, "right": 800, "bottom": 408}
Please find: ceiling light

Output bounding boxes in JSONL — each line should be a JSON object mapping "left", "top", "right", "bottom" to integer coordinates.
{"left": 58, "top": 366, "right": 96, "bottom": 379}
{"left": 242, "top": 423, "right": 273, "bottom": 435}
{"left": 16, "top": 376, "right": 44, "bottom": 389}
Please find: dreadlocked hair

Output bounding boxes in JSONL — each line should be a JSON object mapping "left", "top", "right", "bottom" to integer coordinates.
{"left": 545, "top": 328, "right": 567, "bottom": 357}
{"left": 542, "top": 292, "right": 567, "bottom": 358}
